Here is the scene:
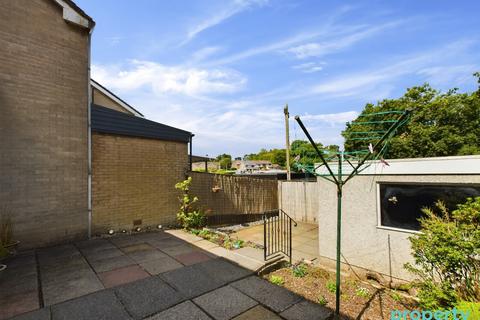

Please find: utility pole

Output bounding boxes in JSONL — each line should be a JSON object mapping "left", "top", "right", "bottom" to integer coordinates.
{"left": 284, "top": 104, "right": 291, "bottom": 181}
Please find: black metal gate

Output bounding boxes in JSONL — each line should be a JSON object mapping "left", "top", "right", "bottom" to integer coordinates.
{"left": 263, "top": 209, "right": 297, "bottom": 263}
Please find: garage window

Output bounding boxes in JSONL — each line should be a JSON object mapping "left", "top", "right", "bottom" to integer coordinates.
{"left": 379, "top": 183, "right": 480, "bottom": 231}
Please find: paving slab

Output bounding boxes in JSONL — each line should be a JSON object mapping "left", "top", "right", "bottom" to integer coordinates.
{"left": 121, "top": 243, "right": 155, "bottom": 254}
{"left": 160, "top": 243, "right": 199, "bottom": 256}
{"left": 232, "top": 305, "right": 282, "bottom": 320}
{"left": 234, "top": 247, "right": 264, "bottom": 261}
{"left": 127, "top": 249, "right": 168, "bottom": 263}
{"left": 190, "top": 239, "right": 219, "bottom": 250}
{"left": 149, "top": 238, "right": 184, "bottom": 250}
{"left": 195, "top": 258, "right": 252, "bottom": 284}
{"left": 280, "top": 300, "right": 332, "bottom": 320}
{"left": 109, "top": 235, "right": 144, "bottom": 248}
{"left": 81, "top": 247, "right": 125, "bottom": 262}
{"left": 42, "top": 272, "right": 104, "bottom": 306}
{"left": 231, "top": 276, "right": 302, "bottom": 312}
{"left": 37, "top": 245, "right": 81, "bottom": 267}
{"left": 139, "top": 256, "right": 183, "bottom": 275}
{"left": 0, "top": 291, "right": 39, "bottom": 320}
{"left": 9, "top": 308, "right": 51, "bottom": 320}
{"left": 51, "top": 289, "right": 131, "bottom": 320}
{"left": 174, "top": 251, "right": 212, "bottom": 266}
{"left": 89, "top": 255, "right": 135, "bottom": 273}
{"left": 76, "top": 239, "right": 117, "bottom": 252}
{"left": 193, "top": 286, "right": 257, "bottom": 320}
{"left": 165, "top": 230, "right": 204, "bottom": 243}
{"left": 98, "top": 265, "right": 149, "bottom": 288}
{"left": 146, "top": 301, "right": 211, "bottom": 320}
{"left": 160, "top": 263, "right": 224, "bottom": 299}
{"left": 115, "top": 276, "right": 184, "bottom": 319}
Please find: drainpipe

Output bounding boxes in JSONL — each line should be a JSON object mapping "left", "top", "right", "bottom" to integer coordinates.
{"left": 87, "top": 25, "right": 95, "bottom": 239}
{"left": 189, "top": 134, "right": 194, "bottom": 172}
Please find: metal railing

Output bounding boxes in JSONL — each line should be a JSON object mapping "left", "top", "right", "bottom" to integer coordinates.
{"left": 263, "top": 209, "right": 297, "bottom": 264}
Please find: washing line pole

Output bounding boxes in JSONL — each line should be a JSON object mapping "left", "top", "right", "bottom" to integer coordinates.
{"left": 284, "top": 105, "right": 291, "bottom": 181}
{"left": 335, "top": 151, "right": 343, "bottom": 315}
{"left": 293, "top": 110, "right": 411, "bottom": 318}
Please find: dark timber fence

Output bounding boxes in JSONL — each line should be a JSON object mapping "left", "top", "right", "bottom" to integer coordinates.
{"left": 188, "top": 171, "right": 278, "bottom": 225}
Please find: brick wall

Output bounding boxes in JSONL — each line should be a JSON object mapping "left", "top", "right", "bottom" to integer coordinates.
{"left": 0, "top": 0, "right": 89, "bottom": 248}
{"left": 92, "top": 133, "right": 189, "bottom": 234}
{"left": 92, "top": 86, "right": 134, "bottom": 115}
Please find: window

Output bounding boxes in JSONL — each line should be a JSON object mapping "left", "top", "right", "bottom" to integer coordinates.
{"left": 379, "top": 183, "right": 480, "bottom": 231}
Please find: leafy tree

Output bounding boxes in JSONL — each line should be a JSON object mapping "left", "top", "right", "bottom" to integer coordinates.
{"left": 216, "top": 154, "right": 232, "bottom": 169}
{"left": 342, "top": 74, "right": 480, "bottom": 158}
{"left": 405, "top": 197, "right": 480, "bottom": 309}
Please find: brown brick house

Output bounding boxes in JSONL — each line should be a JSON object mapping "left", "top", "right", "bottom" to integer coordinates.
{"left": 0, "top": 0, "right": 193, "bottom": 248}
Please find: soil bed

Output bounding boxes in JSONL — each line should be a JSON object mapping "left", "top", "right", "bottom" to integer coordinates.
{"left": 264, "top": 263, "right": 417, "bottom": 320}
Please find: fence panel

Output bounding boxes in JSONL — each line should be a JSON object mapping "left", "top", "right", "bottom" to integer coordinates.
{"left": 188, "top": 172, "right": 278, "bottom": 217}
{"left": 278, "top": 181, "right": 319, "bottom": 223}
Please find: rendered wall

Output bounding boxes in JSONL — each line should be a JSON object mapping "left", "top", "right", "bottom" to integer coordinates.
{"left": 0, "top": 0, "right": 89, "bottom": 248}
{"left": 317, "top": 174, "right": 480, "bottom": 281}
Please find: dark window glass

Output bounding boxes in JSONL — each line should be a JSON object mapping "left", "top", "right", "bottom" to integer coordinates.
{"left": 379, "top": 184, "right": 480, "bottom": 231}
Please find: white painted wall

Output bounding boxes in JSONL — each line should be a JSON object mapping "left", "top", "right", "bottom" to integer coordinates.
{"left": 317, "top": 169, "right": 480, "bottom": 280}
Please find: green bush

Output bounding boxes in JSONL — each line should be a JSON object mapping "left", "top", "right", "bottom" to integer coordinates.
{"left": 326, "top": 281, "right": 337, "bottom": 293}
{"left": 269, "top": 275, "right": 284, "bottom": 286}
{"left": 175, "top": 177, "right": 205, "bottom": 229}
{"left": 405, "top": 197, "right": 480, "bottom": 309}
{"left": 292, "top": 263, "right": 308, "bottom": 278}
{"left": 317, "top": 295, "right": 328, "bottom": 306}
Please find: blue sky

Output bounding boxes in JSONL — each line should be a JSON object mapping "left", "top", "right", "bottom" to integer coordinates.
{"left": 76, "top": 0, "right": 480, "bottom": 157}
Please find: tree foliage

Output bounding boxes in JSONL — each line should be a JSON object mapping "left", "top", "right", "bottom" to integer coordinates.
{"left": 342, "top": 74, "right": 480, "bottom": 158}
{"left": 244, "top": 140, "right": 339, "bottom": 169}
{"left": 405, "top": 197, "right": 480, "bottom": 309}
{"left": 216, "top": 154, "right": 232, "bottom": 169}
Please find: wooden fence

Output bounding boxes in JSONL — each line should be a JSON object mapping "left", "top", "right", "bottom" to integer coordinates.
{"left": 188, "top": 172, "right": 278, "bottom": 220}
{"left": 278, "top": 181, "right": 319, "bottom": 223}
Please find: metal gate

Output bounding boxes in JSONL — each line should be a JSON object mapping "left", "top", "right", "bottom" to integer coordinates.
{"left": 263, "top": 209, "right": 297, "bottom": 263}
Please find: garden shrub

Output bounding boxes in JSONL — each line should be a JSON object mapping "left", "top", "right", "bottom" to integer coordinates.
{"left": 269, "top": 275, "right": 284, "bottom": 286}
{"left": 175, "top": 177, "right": 205, "bottom": 229}
{"left": 292, "top": 263, "right": 308, "bottom": 278}
{"left": 405, "top": 197, "right": 480, "bottom": 309}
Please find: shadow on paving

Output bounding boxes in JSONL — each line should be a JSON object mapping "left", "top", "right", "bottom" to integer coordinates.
{"left": 1, "top": 230, "right": 336, "bottom": 320}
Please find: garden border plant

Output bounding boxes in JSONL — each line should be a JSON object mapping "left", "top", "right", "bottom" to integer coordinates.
{"left": 405, "top": 197, "right": 480, "bottom": 310}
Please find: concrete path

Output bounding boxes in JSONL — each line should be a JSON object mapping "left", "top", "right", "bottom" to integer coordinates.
{"left": 232, "top": 222, "right": 320, "bottom": 263}
{"left": 0, "top": 230, "right": 332, "bottom": 320}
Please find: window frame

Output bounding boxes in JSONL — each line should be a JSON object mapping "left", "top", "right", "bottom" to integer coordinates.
{"left": 375, "top": 181, "right": 480, "bottom": 234}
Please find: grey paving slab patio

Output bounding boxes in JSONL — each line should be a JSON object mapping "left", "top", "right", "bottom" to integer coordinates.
{"left": 1, "top": 230, "right": 333, "bottom": 320}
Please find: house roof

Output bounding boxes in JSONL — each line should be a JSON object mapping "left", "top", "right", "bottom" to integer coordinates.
{"left": 91, "top": 104, "right": 192, "bottom": 143}
{"left": 91, "top": 79, "right": 144, "bottom": 117}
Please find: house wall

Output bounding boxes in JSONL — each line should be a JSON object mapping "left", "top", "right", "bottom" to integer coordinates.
{"left": 317, "top": 174, "right": 480, "bottom": 281}
{"left": 92, "top": 87, "right": 134, "bottom": 115}
{"left": 0, "top": 0, "right": 89, "bottom": 248}
{"left": 91, "top": 133, "right": 189, "bottom": 233}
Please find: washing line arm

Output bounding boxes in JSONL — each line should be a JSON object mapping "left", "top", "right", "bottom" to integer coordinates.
{"left": 343, "top": 110, "right": 411, "bottom": 185}
{"left": 294, "top": 115, "right": 339, "bottom": 185}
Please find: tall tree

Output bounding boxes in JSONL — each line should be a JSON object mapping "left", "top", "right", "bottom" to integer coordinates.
{"left": 342, "top": 74, "right": 480, "bottom": 159}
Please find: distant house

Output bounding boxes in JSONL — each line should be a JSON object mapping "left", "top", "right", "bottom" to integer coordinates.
{"left": 233, "top": 160, "right": 277, "bottom": 173}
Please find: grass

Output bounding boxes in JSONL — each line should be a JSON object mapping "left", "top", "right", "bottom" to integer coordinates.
{"left": 326, "top": 281, "right": 337, "bottom": 293}
{"left": 292, "top": 263, "right": 308, "bottom": 278}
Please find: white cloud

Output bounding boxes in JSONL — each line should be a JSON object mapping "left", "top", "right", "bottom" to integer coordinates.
{"left": 287, "top": 21, "right": 401, "bottom": 59}
{"left": 92, "top": 60, "right": 247, "bottom": 97}
{"left": 183, "top": 0, "right": 268, "bottom": 44}
{"left": 417, "top": 64, "right": 478, "bottom": 87}
{"left": 191, "top": 46, "right": 223, "bottom": 62}
{"left": 292, "top": 62, "right": 325, "bottom": 73}
{"left": 302, "top": 111, "right": 359, "bottom": 124}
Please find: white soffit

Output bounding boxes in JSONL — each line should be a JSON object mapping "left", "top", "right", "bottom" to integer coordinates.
{"left": 54, "top": 0, "right": 90, "bottom": 29}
